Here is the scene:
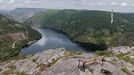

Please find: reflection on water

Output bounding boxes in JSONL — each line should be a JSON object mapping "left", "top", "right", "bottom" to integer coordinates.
{"left": 19, "top": 27, "right": 84, "bottom": 55}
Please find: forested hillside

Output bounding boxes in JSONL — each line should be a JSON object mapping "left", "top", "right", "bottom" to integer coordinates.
{"left": 0, "top": 14, "right": 41, "bottom": 61}
{"left": 10, "top": 8, "right": 48, "bottom": 22}
{"left": 24, "top": 9, "right": 60, "bottom": 26}
{"left": 25, "top": 10, "right": 134, "bottom": 47}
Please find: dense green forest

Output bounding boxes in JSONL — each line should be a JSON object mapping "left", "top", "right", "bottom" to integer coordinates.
{"left": 0, "top": 14, "right": 41, "bottom": 61}
{"left": 25, "top": 9, "right": 134, "bottom": 48}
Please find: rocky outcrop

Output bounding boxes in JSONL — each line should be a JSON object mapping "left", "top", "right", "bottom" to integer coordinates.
{"left": 0, "top": 48, "right": 134, "bottom": 75}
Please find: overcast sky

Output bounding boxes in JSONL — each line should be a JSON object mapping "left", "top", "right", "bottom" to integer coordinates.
{"left": 0, "top": 0, "right": 134, "bottom": 12}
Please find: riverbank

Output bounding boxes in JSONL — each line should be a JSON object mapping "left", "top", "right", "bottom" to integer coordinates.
{"left": 0, "top": 48, "right": 134, "bottom": 75}
{"left": 21, "top": 37, "right": 41, "bottom": 49}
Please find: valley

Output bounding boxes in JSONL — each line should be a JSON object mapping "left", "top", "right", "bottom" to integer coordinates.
{"left": 0, "top": 7, "right": 134, "bottom": 75}
{"left": 25, "top": 10, "right": 134, "bottom": 49}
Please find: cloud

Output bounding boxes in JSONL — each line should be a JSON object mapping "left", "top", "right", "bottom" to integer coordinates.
{"left": 121, "top": 2, "right": 127, "bottom": 6}
{"left": 97, "top": 2, "right": 106, "bottom": 6}
{"left": 0, "top": 0, "right": 3, "bottom": 3}
{"left": 0, "top": 0, "right": 134, "bottom": 12}
{"left": 9, "top": 0, "right": 15, "bottom": 4}
{"left": 111, "top": 2, "right": 119, "bottom": 6}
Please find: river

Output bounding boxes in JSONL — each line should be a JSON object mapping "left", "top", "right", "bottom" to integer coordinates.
{"left": 19, "top": 27, "right": 84, "bottom": 55}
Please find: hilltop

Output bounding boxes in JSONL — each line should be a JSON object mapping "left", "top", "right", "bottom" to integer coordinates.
{"left": 0, "top": 47, "right": 133, "bottom": 75}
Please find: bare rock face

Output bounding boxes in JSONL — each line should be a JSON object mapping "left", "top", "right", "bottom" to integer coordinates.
{"left": 0, "top": 48, "right": 134, "bottom": 75}
{"left": 42, "top": 59, "right": 80, "bottom": 75}
{"left": 0, "top": 48, "right": 66, "bottom": 75}
{"left": 108, "top": 46, "right": 132, "bottom": 54}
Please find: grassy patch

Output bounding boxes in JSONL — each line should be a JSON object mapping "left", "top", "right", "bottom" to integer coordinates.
{"left": 116, "top": 53, "right": 134, "bottom": 65}
{"left": 121, "top": 67, "right": 132, "bottom": 75}
{"left": 131, "top": 48, "right": 134, "bottom": 51}
{"left": 8, "top": 64, "right": 16, "bottom": 70}
{"left": 16, "top": 72, "right": 29, "bottom": 75}
{"left": 64, "top": 51, "right": 81, "bottom": 58}
{"left": 2, "top": 63, "right": 29, "bottom": 75}
{"left": 37, "top": 63, "right": 48, "bottom": 71}
{"left": 2, "top": 69, "right": 15, "bottom": 75}
{"left": 2, "top": 64, "right": 16, "bottom": 75}
{"left": 32, "top": 57, "right": 38, "bottom": 62}
{"left": 109, "top": 59, "right": 117, "bottom": 65}
{"left": 3, "top": 70, "right": 29, "bottom": 75}
{"left": 130, "top": 60, "right": 134, "bottom": 66}
{"left": 116, "top": 54, "right": 131, "bottom": 62}
{"left": 95, "top": 50, "right": 112, "bottom": 57}
{"left": 37, "top": 58, "right": 60, "bottom": 71}
{"left": 61, "top": 48, "right": 65, "bottom": 51}
{"left": 47, "top": 58, "right": 59, "bottom": 67}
